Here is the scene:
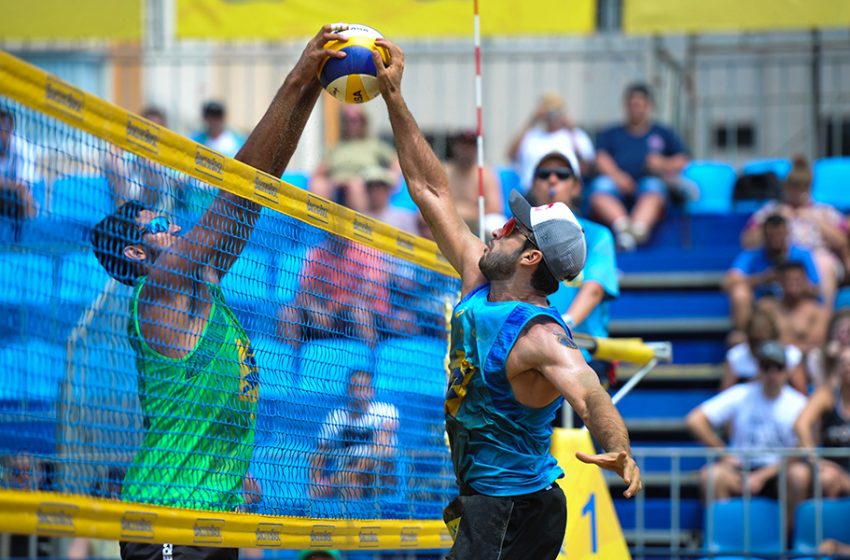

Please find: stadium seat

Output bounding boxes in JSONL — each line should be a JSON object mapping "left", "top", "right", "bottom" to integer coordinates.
{"left": 0, "top": 252, "right": 54, "bottom": 305}
{"left": 793, "top": 498, "right": 850, "bottom": 554}
{"left": 390, "top": 177, "right": 418, "bottom": 211}
{"left": 741, "top": 158, "right": 792, "bottom": 180}
{"left": 250, "top": 335, "right": 299, "bottom": 398}
{"left": 297, "top": 338, "right": 374, "bottom": 397}
{"left": 0, "top": 340, "right": 65, "bottom": 402}
{"left": 813, "top": 157, "right": 850, "bottom": 211}
{"left": 49, "top": 174, "right": 114, "bottom": 224}
{"left": 683, "top": 161, "right": 737, "bottom": 213}
{"left": 221, "top": 247, "right": 275, "bottom": 305}
{"left": 58, "top": 250, "right": 111, "bottom": 303}
{"left": 374, "top": 336, "right": 447, "bottom": 397}
{"left": 275, "top": 248, "right": 307, "bottom": 302}
{"left": 836, "top": 287, "right": 850, "bottom": 310}
{"left": 702, "top": 498, "right": 782, "bottom": 559}
{"left": 498, "top": 166, "right": 521, "bottom": 214}
{"left": 281, "top": 170, "right": 309, "bottom": 190}
{"left": 617, "top": 389, "right": 716, "bottom": 421}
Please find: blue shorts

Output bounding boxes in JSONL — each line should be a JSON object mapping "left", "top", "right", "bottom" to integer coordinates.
{"left": 589, "top": 175, "right": 668, "bottom": 201}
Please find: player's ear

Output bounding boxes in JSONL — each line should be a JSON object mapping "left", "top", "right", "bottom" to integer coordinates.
{"left": 520, "top": 247, "right": 544, "bottom": 267}
{"left": 124, "top": 244, "right": 146, "bottom": 262}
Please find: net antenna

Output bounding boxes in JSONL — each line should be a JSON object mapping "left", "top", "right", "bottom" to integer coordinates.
{"left": 473, "top": 0, "right": 486, "bottom": 241}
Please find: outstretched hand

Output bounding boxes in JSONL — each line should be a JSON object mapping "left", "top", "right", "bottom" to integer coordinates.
{"left": 576, "top": 450, "right": 642, "bottom": 498}
{"left": 292, "top": 24, "right": 349, "bottom": 81}
{"left": 372, "top": 38, "right": 404, "bottom": 98}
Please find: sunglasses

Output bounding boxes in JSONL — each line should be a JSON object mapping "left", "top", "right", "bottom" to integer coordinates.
{"left": 140, "top": 216, "right": 171, "bottom": 236}
{"left": 535, "top": 167, "right": 573, "bottom": 181}
{"left": 498, "top": 217, "right": 537, "bottom": 246}
{"left": 759, "top": 361, "right": 785, "bottom": 373}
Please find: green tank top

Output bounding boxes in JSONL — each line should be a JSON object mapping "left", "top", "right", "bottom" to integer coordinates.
{"left": 122, "top": 276, "right": 258, "bottom": 511}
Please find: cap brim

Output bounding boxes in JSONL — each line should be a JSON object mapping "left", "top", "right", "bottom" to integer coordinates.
{"left": 508, "top": 190, "right": 533, "bottom": 231}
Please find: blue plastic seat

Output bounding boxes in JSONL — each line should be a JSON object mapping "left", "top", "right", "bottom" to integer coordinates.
{"left": 297, "top": 338, "right": 374, "bottom": 397}
{"left": 793, "top": 498, "right": 850, "bottom": 554}
{"left": 49, "top": 174, "right": 113, "bottom": 224}
{"left": 280, "top": 170, "right": 309, "bottom": 190}
{"left": 250, "top": 335, "right": 299, "bottom": 398}
{"left": 498, "top": 166, "right": 521, "bottom": 215}
{"left": 741, "top": 158, "right": 792, "bottom": 180}
{"left": 58, "top": 250, "right": 111, "bottom": 303}
{"left": 374, "top": 337, "right": 447, "bottom": 397}
{"left": 0, "top": 340, "right": 65, "bottom": 402}
{"left": 683, "top": 161, "right": 737, "bottom": 213}
{"left": 0, "top": 252, "right": 54, "bottom": 305}
{"left": 221, "top": 247, "right": 275, "bottom": 305}
{"left": 389, "top": 177, "right": 418, "bottom": 211}
{"left": 275, "top": 248, "right": 307, "bottom": 303}
{"left": 813, "top": 157, "right": 850, "bottom": 211}
{"left": 703, "top": 498, "right": 782, "bottom": 558}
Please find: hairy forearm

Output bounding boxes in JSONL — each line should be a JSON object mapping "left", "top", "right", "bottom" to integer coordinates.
{"left": 582, "top": 388, "right": 631, "bottom": 454}
{"left": 382, "top": 91, "right": 448, "bottom": 203}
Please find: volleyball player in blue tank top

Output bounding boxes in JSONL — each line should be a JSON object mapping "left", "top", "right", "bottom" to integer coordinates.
{"left": 373, "top": 40, "right": 643, "bottom": 560}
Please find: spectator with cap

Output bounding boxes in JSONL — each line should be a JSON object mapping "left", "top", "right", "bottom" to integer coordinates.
{"left": 507, "top": 92, "right": 595, "bottom": 192}
{"left": 686, "top": 341, "right": 807, "bottom": 501}
{"left": 590, "top": 83, "right": 691, "bottom": 251}
{"left": 191, "top": 100, "right": 244, "bottom": 158}
{"left": 310, "top": 105, "right": 399, "bottom": 212}
{"left": 363, "top": 165, "right": 419, "bottom": 235}
{"left": 446, "top": 130, "right": 504, "bottom": 234}
{"left": 528, "top": 149, "right": 619, "bottom": 390}
{"left": 723, "top": 213, "right": 820, "bottom": 340}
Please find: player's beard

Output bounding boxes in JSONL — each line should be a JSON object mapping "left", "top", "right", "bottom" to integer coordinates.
{"left": 479, "top": 245, "right": 520, "bottom": 281}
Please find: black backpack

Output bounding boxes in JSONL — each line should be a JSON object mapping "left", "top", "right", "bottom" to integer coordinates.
{"left": 732, "top": 171, "right": 782, "bottom": 201}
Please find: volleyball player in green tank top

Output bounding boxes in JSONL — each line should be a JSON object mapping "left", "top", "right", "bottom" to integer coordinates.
{"left": 91, "top": 25, "right": 351, "bottom": 560}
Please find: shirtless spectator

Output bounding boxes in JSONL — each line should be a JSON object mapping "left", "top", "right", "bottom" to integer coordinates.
{"left": 362, "top": 166, "right": 418, "bottom": 235}
{"left": 742, "top": 155, "right": 849, "bottom": 310}
{"left": 446, "top": 130, "right": 504, "bottom": 234}
{"left": 758, "top": 262, "right": 829, "bottom": 374}
{"left": 724, "top": 213, "right": 820, "bottom": 338}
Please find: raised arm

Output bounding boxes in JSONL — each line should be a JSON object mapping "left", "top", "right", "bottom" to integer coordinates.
{"left": 372, "top": 39, "right": 485, "bottom": 290}
{"left": 509, "top": 320, "right": 642, "bottom": 498}
{"left": 151, "top": 26, "right": 346, "bottom": 291}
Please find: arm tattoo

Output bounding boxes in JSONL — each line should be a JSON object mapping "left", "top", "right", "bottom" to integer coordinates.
{"left": 555, "top": 331, "right": 578, "bottom": 349}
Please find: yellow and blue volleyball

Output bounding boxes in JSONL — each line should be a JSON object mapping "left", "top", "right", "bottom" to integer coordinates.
{"left": 318, "top": 24, "right": 389, "bottom": 104}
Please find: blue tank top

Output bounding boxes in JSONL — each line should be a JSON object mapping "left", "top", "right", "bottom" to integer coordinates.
{"left": 445, "top": 283, "right": 568, "bottom": 496}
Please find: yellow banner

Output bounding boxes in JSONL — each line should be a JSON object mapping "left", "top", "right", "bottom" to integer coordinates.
{"left": 551, "top": 429, "right": 631, "bottom": 559}
{"left": 176, "top": 0, "right": 596, "bottom": 39}
{"left": 625, "top": 0, "right": 850, "bottom": 34}
{"left": 0, "top": 0, "right": 142, "bottom": 40}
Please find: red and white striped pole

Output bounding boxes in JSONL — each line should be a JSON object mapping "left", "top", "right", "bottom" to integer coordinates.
{"left": 473, "top": 0, "right": 486, "bottom": 241}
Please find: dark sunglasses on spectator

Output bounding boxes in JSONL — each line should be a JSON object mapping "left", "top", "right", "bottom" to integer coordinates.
{"left": 140, "top": 216, "right": 171, "bottom": 236}
{"left": 535, "top": 167, "right": 573, "bottom": 181}
{"left": 759, "top": 361, "right": 785, "bottom": 372}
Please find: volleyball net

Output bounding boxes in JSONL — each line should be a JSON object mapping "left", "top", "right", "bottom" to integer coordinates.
{"left": 0, "top": 51, "right": 665, "bottom": 552}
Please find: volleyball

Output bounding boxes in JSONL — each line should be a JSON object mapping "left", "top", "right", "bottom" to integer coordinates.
{"left": 318, "top": 24, "right": 389, "bottom": 104}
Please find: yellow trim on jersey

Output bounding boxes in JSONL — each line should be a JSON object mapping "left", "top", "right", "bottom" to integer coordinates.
{"left": 0, "top": 490, "right": 453, "bottom": 550}
{"left": 0, "top": 50, "right": 457, "bottom": 277}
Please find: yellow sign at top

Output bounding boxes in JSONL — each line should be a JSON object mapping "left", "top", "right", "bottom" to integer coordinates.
{"left": 176, "top": 0, "right": 597, "bottom": 39}
{"left": 0, "top": 0, "right": 141, "bottom": 40}
{"left": 625, "top": 0, "right": 850, "bottom": 34}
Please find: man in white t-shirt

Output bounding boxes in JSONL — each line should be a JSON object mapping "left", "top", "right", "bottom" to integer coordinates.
{"left": 686, "top": 341, "right": 807, "bottom": 500}
{"left": 310, "top": 369, "right": 399, "bottom": 499}
{"left": 0, "top": 108, "right": 41, "bottom": 222}
{"left": 507, "top": 93, "right": 595, "bottom": 192}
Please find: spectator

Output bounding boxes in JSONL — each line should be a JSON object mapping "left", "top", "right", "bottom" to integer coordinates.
{"left": 191, "top": 100, "right": 244, "bottom": 158}
{"left": 0, "top": 108, "right": 40, "bottom": 222}
{"left": 309, "top": 369, "right": 399, "bottom": 499}
{"left": 310, "top": 105, "right": 399, "bottom": 212}
{"left": 362, "top": 166, "right": 419, "bottom": 234}
{"left": 446, "top": 130, "right": 504, "bottom": 234}
{"left": 507, "top": 93, "right": 595, "bottom": 191}
{"left": 721, "top": 308, "right": 807, "bottom": 393}
{"left": 104, "top": 106, "right": 179, "bottom": 213}
{"left": 742, "top": 155, "right": 849, "bottom": 310}
{"left": 788, "top": 346, "right": 850, "bottom": 521}
{"left": 590, "top": 83, "right": 690, "bottom": 251}
{"left": 298, "top": 552, "right": 340, "bottom": 560}
{"left": 757, "top": 261, "right": 830, "bottom": 371}
{"left": 686, "top": 341, "right": 806, "bottom": 501}
{"left": 809, "top": 309, "right": 850, "bottom": 385}
{"left": 528, "top": 150, "right": 619, "bottom": 388}
{"left": 277, "top": 236, "right": 389, "bottom": 346}
{"left": 723, "top": 213, "right": 820, "bottom": 337}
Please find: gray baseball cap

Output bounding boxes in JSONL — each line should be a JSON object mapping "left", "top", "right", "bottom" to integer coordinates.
{"left": 757, "top": 340, "right": 787, "bottom": 368}
{"left": 509, "top": 189, "right": 586, "bottom": 281}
